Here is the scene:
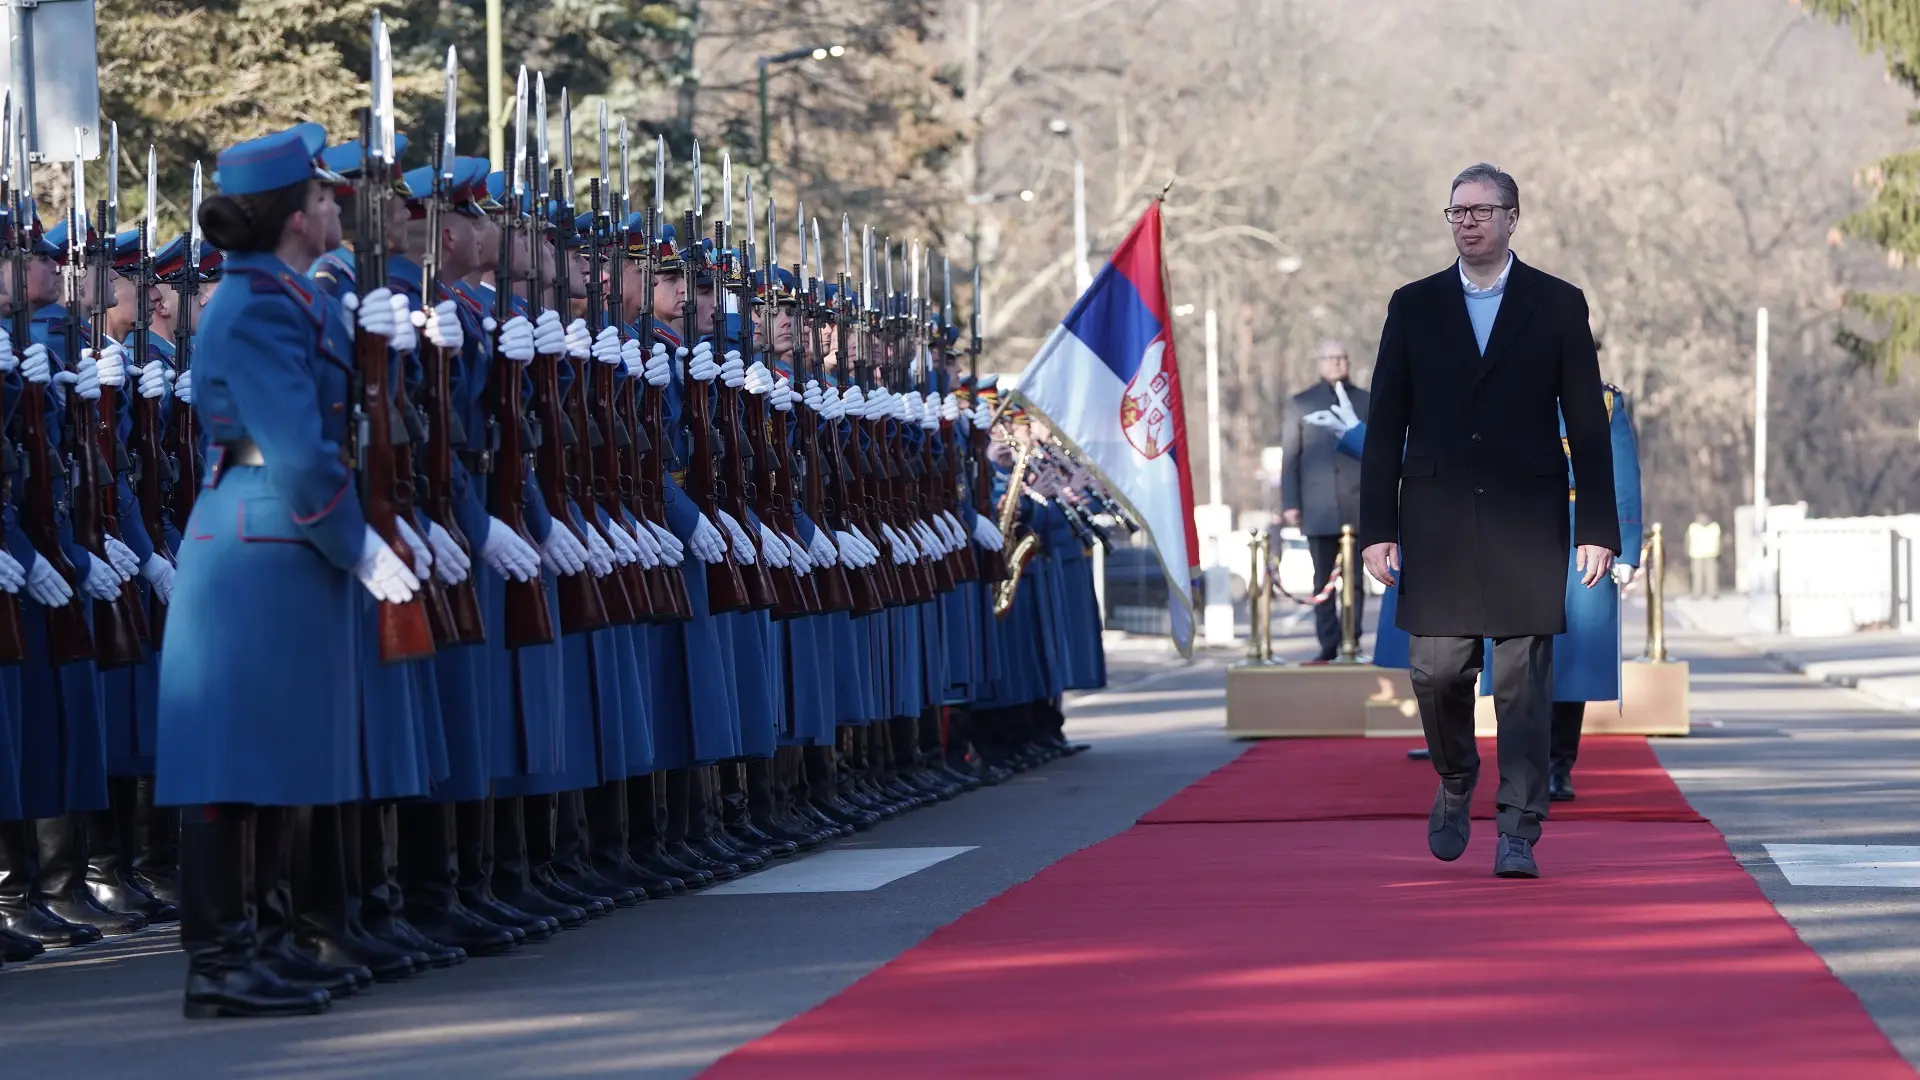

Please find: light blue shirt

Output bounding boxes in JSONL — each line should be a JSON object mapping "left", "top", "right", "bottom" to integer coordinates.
{"left": 1460, "top": 251, "right": 1513, "bottom": 355}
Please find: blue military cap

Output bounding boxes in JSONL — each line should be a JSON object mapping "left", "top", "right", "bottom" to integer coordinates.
{"left": 153, "top": 234, "right": 224, "bottom": 282}
{"left": 41, "top": 217, "right": 88, "bottom": 263}
{"left": 454, "top": 157, "right": 495, "bottom": 214}
{"left": 25, "top": 212, "right": 57, "bottom": 257}
{"left": 320, "top": 133, "right": 411, "bottom": 194}
{"left": 651, "top": 221, "right": 686, "bottom": 271}
{"left": 214, "top": 123, "right": 343, "bottom": 196}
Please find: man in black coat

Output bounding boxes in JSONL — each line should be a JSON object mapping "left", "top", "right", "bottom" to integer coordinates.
{"left": 1279, "top": 341, "right": 1370, "bottom": 661}
{"left": 1358, "top": 163, "right": 1618, "bottom": 879}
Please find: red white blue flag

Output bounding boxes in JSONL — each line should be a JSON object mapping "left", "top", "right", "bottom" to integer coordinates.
{"left": 1013, "top": 201, "right": 1199, "bottom": 655}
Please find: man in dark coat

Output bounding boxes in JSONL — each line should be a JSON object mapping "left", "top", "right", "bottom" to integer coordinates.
{"left": 1358, "top": 163, "right": 1618, "bottom": 879}
{"left": 1280, "top": 341, "right": 1369, "bottom": 661}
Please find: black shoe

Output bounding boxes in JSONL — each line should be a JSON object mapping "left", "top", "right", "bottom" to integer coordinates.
{"left": 1427, "top": 777, "right": 1475, "bottom": 862}
{"left": 404, "top": 896, "right": 520, "bottom": 956}
{"left": 87, "top": 867, "right": 180, "bottom": 924}
{"left": 41, "top": 888, "right": 148, "bottom": 937}
{"left": 1548, "top": 768, "right": 1576, "bottom": 802}
{"left": 1407, "top": 748, "right": 1432, "bottom": 761}
{"left": 184, "top": 965, "right": 331, "bottom": 1019}
{"left": 1494, "top": 835, "right": 1540, "bottom": 879}
{"left": 0, "top": 925, "right": 45, "bottom": 961}
{"left": 532, "top": 864, "right": 614, "bottom": 917}
{"left": 459, "top": 886, "right": 559, "bottom": 940}
{"left": 362, "top": 913, "right": 466, "bottom": 968}
{"left": 259, "top": 935, "right": 369, "bottom": 996}
{"left": 490, "top": 876, "right": 588, "bottom": 930}
{"left": 295, "top": 919, "right": 418, "bottom": 983}
{"left": 0, "top": 898, "right": 101, "bottom": 947}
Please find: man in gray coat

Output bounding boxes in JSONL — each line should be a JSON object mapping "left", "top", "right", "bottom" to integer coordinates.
{"left": 1280, "top": 340, "right": 1370, "bottom": 661}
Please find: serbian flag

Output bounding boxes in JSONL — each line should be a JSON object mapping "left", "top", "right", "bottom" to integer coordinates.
{"left": 1012, "top": 200, "right": 1200, "bottom": 656}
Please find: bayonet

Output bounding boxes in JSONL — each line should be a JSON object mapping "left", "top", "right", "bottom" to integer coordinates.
{"left": 512, "top": 67, "right": 529, "bottom": 200}
{"left": 442, "top": 46, "right": 459, "bottom": 183}
{"left": 943, "top": 254, "right": 953, "bottom": 328}
{"left": 812, "top": 217, "right": 824, "bottom": 295}
{"left": 743, "top": 173, "right": 755, "bottom": 265}
{"left": 597, "top": 100, "right": 610, "bottom": 220}
{"left": 796, "top": 200, "right": 808, "bottom": 291}
{"left": 767, "top": 189, "right": 777, "bottom": 274}
{"left": 106, "top": 121, "right": 118, "bottom": 235}
{"left": 534, "top": 73, "right": 550, "bottom": 200}
{"left": 691, "top": 140, "right": 703, "bottom": 221}
{"left": 376, "top": 16, "right": 395, "bottom": 165}
{"left": 188, "top": 161, "right": 202, "bottom": 269}
{"left": 69, "top": 126, "right": 85, "bottom": 270}
{"left": 143, "top": 145, "right": 156, "bottom": 253}
{"left": 1, "top": 90, "right": 11, "bottom": 193}
{"left": 721, "top": 151, "right": 733, "bottom": 227}
{"left": 560, "top": 87, "right": 574, "bottom": 208}
{"left": 840, "top": 215, "right": 853, "bottom": 288}
{"left": 618, "top": 118, "right": 630, "bottom": 217}
{"left": 652, "top": 134, "right": 665, "bottom": 220}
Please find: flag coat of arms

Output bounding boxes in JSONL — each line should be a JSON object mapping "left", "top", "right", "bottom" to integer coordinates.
{"left": 1013, "top": 201, "right": 1200, "bottom": 655}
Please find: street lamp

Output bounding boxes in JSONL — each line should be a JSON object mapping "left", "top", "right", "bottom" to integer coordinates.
{"left": 759, "top": 44, "right": 848, "bottom": 169}
{"left": 1048, "top": 118, "right": 1091, "bottom": 293}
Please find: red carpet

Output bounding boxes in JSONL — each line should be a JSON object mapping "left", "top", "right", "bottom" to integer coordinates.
{"left": 1139, "top": 736, "right": 1704, "bottom": 825}
{"left": 705, "top": 820, "right": 1909, "bottom": 1079}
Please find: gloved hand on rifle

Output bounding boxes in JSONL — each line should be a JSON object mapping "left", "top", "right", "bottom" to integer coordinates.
{"left": 621, "top": 337, "right": 644, "bottom": 377}
{"left": 532, "top": 310, "right": 567, "bottom": 357}
{"left": 563, "top": 318, "right": 592, "bottom": 361}
{"left": 592, "top": 326, "right": 623, "bottom": 367}
{"left": 920, "top": 394, "right": 941, "bottom": 431}
{"left": 783, "top": 533, "right": 812, "bottom": 575}
{"left": 20, "top": 342, "right": 50, "bottom": 386}
{"left": 393, "top": 517, "right": 434, "bottom": 582}
{"left": 0, "top": 324, "right": 13, "bottom": 375}
{"left": 690, "top": 514, "right": 728, "bottom": 564}
{"left": 346, "top": 287, "right": 395, "bottom": 335}
{"left": 0, "top": 549, "right": 22, "bottom": 595}
{"left": 102, "top": 535, "right": 140, "bottom": 583}
{"left": 841, "top": 385, "right": 865, "bottom": 419}
{"left": 973, "top": 399, "right": 992, "bottom": 430}
{"left": 423, "top": 518, "right": 472, "bottom": 585}
{"left": 802, "top": 380, "right": 826, "bottom": 414}
{"left": 141, "top": 553, "right": 175, "bottom": 604}
{"left": 138, "top": 360, "right": 172, "bottom": 400}
{"left": 644, "top": 342, "right": 679, "bottom": 386}
{"left": 621, "top": 512, "right": 661, "bottom": 569}
{"left": 387, "top": 293, "right": 419, "bottom": 353}
{"left": 479, "top": 517, "right": 540, "bottom": 583}
{"left": 772, "top": 376, "right": 796, "bottom": 412}
{"left": 972, "top": 514, "right": 1006, "bottom": 552}
{"left": 805, "top": 528, "right": 838, "bottom": 568}
{"left": 879, "top": 522, "right": 913, "bottom": 565}
{"left": 938, "top": 511, "right": 969, "bottom": 551}
{"left": 742, "top": 360, "right": 774, "bottom": 396}
{"left": 688, "top": 340, "right": 719, "bottom": 382}
{"left": 913, "top": 520, "right": 947, "bottom": 558}
{"left": 76, "top": 558, "right": 119, "bottom": 603}
{"left": 497, "top": 315, "right": 537, "bottom": 363}
{"left": 942, "top": 393, "right": 960, "bottom": 424}
{"left": 24, "top": 550, "right": 72, "bottom": 607}
{"left": 643, "top": 519, "right": 684, "bottom": 567}
{"left": 720, "top": 349, "right": 746, "bottom": 389}
{"left": 600, "top": 512, "right": 643, "bottom": 566}
{"left": 900, "top": 391, "right": 923, "bottom": 426}
{"left": 834, "top": 530, "right": 873, "bottom": 569}
{"left": 355, "top": 525, "right": 422, "bottom": 604}
{"left": 175, "top": 368, "right": 194, "bottom": 405}
{"left": 757, "top": 522, "right": 791, "bottom": 568}
{"left": 540, "top": 521, "right": 589, "bottom": 576}
{"left": 58, "top": 353, "right": 103, "bottom": 403}
{"left": 715, "top": 509, "right": 757, "bottom": 564}
{"left": 421, "top": 299, "right": 464, "bottom": 351}
{"left": 578, "top": 520, "right": 616, "bottom": 577}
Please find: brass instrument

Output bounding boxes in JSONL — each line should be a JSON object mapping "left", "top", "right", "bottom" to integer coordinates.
{"left": 993, "top": 439, "right": 1040, "bottom": 618}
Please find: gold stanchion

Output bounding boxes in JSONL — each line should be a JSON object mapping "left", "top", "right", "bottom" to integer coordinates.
{"left": 1331, "top": 524, "right": 1362, "bottom": 664}
{"left": 1246, "top": 529, "right": 1270, "bottom": 664}
{"left": 1646, "top": 522, "right": 1667, "bottom": 662}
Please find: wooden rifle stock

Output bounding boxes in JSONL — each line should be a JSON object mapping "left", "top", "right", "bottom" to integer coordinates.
{"left": 133, "top": 364, "right": 171, "bottom": 645}
{"left": 567, "top": 356, "right": 639, "bottom": 625}
{"left": 530, "top": 351, "right": 609, "bottom": 634}
{"left": 788, "top": 398, "right": 853, "bottom": 614}
{"left": 717, "top": 383, "right": 780, "bottom": 614}
{"left": 420, "top": 338, "right": 487, "bottom": 644}
{"left": 685, "top": 372, "right": 751, "bottom": 614}
{"left": 355, "top": 326, "right": 436, "bottom": 664}
{"left": 751, "top": 393, "right": 824, "bottom": 614}
{"left": 386, "top": 349, "right": 462, "bottom": 646}
{"left": 739, "top": 389, "right": 808, "bottom": 619}
{"left": 589, "top": 360, "right": 660, "bottom": 623}
{"left": 74, "top": 385, "right": 147, "bottom": 670}
{"left": 486, "top": 332, "right": 557, "bottom": 648}
{"left": 970, "top": 423, "right": 1009, "bottom": 582}
{"left": 628, "top": 377, "right": 692, "bottom": 620}
{"left": 16, "top": 385, "right": 88, "bottom": 663}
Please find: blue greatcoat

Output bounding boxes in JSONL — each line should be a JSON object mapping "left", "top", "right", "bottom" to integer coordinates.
{"left": 783, "top": 509, "right": 837, "bottom": 746}
{"left": 0, "top": 367, "right": 23, "bottom": 820}
{"left": 156, "top": 252, "right": 364, "bottom": 808}
{"left": 1482, "top": 389, "right": 1643, "bottom": 701}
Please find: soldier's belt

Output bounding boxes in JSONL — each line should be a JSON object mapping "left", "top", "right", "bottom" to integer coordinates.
{"left": 223, "top": 440, "right": 266, "bottom": 467}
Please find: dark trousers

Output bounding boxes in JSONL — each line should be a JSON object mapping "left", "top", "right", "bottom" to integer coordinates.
{"left": 1408, "top": 634, "right": 1553, "bottom": 842}
{"left": 1308, "top": 534, "right": 1364, "bottom": 658}
{"left": 1551, "top": 700, "right": 1585, "bottom": 776}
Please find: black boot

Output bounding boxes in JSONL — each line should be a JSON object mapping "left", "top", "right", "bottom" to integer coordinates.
{"left": 758, "top": 750, "right": 823, "bottom": 849}
{"left": 694, "top": 767, "right": 763, "bottom": 871}
{"left": 623, "top": 774, "right": 691, "bottom": 894}
{"left": 653, "top": 770, "right": 722, "bottom": 886}
{"left": 524, "top": 795, "right": 614, "bottom": 917}
{"left": 788, "top": 746, "right": 852, "bottom": 841}
{"left": 132, "top": 774, "right": 181, "bottom": 904}
{"left": 0, "top": 819, "right": 96, "bottom": 947}
{"left": 804, "top": 744, "right": 874, "bottom": 831}
{"left": 399, "top": 801, "right": 519, "bottom": 955}
{"left": 291, "top": 804, "right": 416, "bottom": 982}
{"left": 359, "top": 802, "right": 465, "bottom": 968}
{"left": 38, "top": 814, "right": 147, "bottom": 935}
{"left": 924, "top": 708, "right": 981, "bottom": 791}
{"left": 254, "top": 807, "right": 367, "bottom": 996}
{"left": 88, "top": 777, "right": 179, "bottom": 922}
{"left": 550, "top": 789, "right": 639, "bottom": 906}
{"left": 179, "top": 804, "right": 330, "bottom": 1019}
{"left": 586, "top": 780, "right": 677, "bottom": 898}
{"left": 740, "top": 758, "right": 808, "bottom": 852}
{"left": 456, "top": 796, "right": 557, "bottom": 939}
{"left": 490, "top": 795, "right": 587, "bottom": 928}
{"left": 723, "top": 761, "right": 794, "bottom": 859}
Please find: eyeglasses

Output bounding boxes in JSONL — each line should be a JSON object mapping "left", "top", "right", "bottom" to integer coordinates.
{"left": 1444, "top": 204, "right": 1513, "bottom": 224}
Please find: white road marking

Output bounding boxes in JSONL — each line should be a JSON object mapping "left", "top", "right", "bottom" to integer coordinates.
{"left": 701, "top": 847, "right": 979, "bottom": 895}
{"left": 1765, "top": 843, "right": 1920, "bottom": 887}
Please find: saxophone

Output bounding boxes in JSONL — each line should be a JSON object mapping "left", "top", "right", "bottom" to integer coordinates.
{"left": 994, "top": 440, "right": 1041, "bottom": 618}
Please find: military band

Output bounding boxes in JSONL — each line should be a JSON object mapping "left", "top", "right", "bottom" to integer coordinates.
{"left": 0, "top": 48, "right": 1118, "bottom": 1021}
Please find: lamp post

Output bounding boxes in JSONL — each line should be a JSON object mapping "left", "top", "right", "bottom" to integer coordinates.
{"left": 1047, "top": 118, "right": 1091, "bottom": 293}
{"left": 759, "top": 43, "right": 846, "bottom": 172}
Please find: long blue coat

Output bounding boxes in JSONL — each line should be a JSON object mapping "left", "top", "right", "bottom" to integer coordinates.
{"left": 156, "top": 252, "right": 364, "bottom": 808}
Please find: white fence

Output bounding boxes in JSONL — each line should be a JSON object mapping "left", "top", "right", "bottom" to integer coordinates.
{"left": 1771, "top": 515, "right": 1918, "bottom": 636}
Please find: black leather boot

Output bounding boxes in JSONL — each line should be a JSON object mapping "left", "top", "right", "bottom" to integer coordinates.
{"left": 551, "top": 789, "right": 638, "bottom": 906}
{"left": 88, "top": 777, "right": 179, "bottom": 922}
{"left": 523, "top": 795, "right": 613, "bottom": 917}
{"left": 456, "top": 796, "right": 556, "bottom": 939}
{"left": 787, "top": 747, "right": 852, "bottom": 841}
{"left": 651, "top": 770, "right": 721, "bottom": 886}
{"left": 738, "top": 759, "right": 805, "bottom": 853}
{"left": 490, "top": 796, "right": 587, "bottom": 929}
{"left": 623, "top": 774, "right": 691, "bottom": 894}
{"left": 586, "top": 780, "right": 676, "bottom": 899}
{"left": 804, "top": 745, "right": 874, "bottom": 831}
{"left": 291, "top": 804, "right": 416, "bottom": 982}
{"left": 0, "top": 819, "right": 97, "bottom": 947}
{"left": 722, "top": 761, "right": 792, "bottom": 859}
{"left": 359, "top": 802, "right": 465, "bottom": 968}
{"left": 132, "top": 774, "right": 181, "bottom": 904}
{"left": 756, "top": 751, "right": 822, "bottom": 849}
{"left": 399, "top": 801, "right": 519, "bottom": 955}
{"left": 179, "top": 804, "right": 331, "bottom": 1019}
{"left": 254, "top": 807, "right": 367, "bottom": 996}
{"left": 38, "top": 814, "right": 147, "bottom": 935}
{"left": 695, "top": 768, "right": 764, "bottom": 871}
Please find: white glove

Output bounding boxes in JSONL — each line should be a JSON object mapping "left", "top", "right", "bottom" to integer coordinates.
{"left": 541, "top": 522, "right": 589, "bottom": 576}
{"left": 387, "top": 293, "right": 419, "bottom": 352}
{"left": 498, "top": 314, "right": 537, "bottom": 363}
{"left": 58, "top": 354, "right": 102, "bottom": 402}
{"left": 356, "top": 525, "right": 422, "bottom": 604}
{"left": 621, "top": 338, "right": 644, "bottom": 377}
{"left": 864, "top": 387, "right": 889, "bottom": 420}
{"left": 601, "top": 515, "right": 641, "bottom": 565}
{"left": 479, "top": 517, "right": 540, "bottom": 582}
{"left": 140, "top": 552, "right": 175, "bottom": 604}
{"left": 835, "top": 529, "right": 874, "bottom": 568}
{"left": 579, "top": 519, "right": 616, "bottom": 576}
{"left": 645, "top": 520, "right": 685, "bottom": 566}
{"left": 644, "top": 343, "right": 677, "bottom": 386}
{"left": 102, "top": 535, "right": 140, "bottom": 582}
{"left": 688, "top": 340, "right": 718, "bottom": 382}
{"left": 623, "top": 514, "right": 661, "bottom": 568}
{"left": 782, "top": 533, "right": 812, "bottom": 575}
{"left": 24, "top": 552, "right": 72, "bottom": 606}
{"left": 757, "top": 523, "right": 790, "bottom": 568}
{"left": 938, "top": 511, "right": 969, "bottom": 550}
{"left": 21, "top": 342, "right": 50, "bottom": 386}
{"left": 901, "top": 391, "right": 923, "bottom": 425}
{"left": 941, "top": 393, "right": 960, "bottom": 423}
{"left": 802, "top": 380, "right": 825, "bottom": 414}
{"left": 806, "top": 528, "right": 839, "bottom": 568}
{"left": 742, "top": 360, "right": 774, "bottom": 396}
{"left": 1612, "top": 563, "right": 1635, "bottom": 586}
{"left": 592, "top": 325, "right": 623, "bottom": 366}
{"left": 393, "top": 516, "right": 432, "bottom": 581}
{"left": 715, "top": 509, "right": 757, "bottom": 564}
{"left": 0, "top": 549, "right": 22, "bottom": 594}
{"left": 772, "top": 376, "right": 796, "bottom": 412}
{"left": 842, "top": 386, "right": 866, "bottom": 418}
{"left": 92, "top": 342, "right": 128, "bottom": 389}
{"left": 720, "top": 349, "right": 746, "bottom": 388}
{"left": 80, "top": 552, "right": 122, "bottom": 600}
{"left": 1303, "top": 387, "right": 1360, "bottom": 436}
{"left": 0, "top": 324, "right": 14, "bottom": 374}
{"left": 690, "top": 514, "right": 728, "bottom": 564}
{"left": 913, "top": 520, "right": 946, "bottom": 558}
{"left": 349, "top": 287, "right": 396, "bottom": 337}
{"left": 972, "top": 514, "right": 1006, "bottom": 551}
{"left": 422, "top": 299, "right": 464, "bottom": 351}
{"left": 973, "top": 400, "right": 992, "bottom": 429}
{"left": 879, "top": 522, "right": 911, "bottom": 564}
{"left": 533, "top": 309, "right": 567, "bottom": 356}
{"left": 424, "top": 518, "right": 471, "bottom": 585}
{"left": 175, "top": 368, "right": 193, "bottom": 405}
{"left": 137, "top": 360, "right": 172, "bottom": 400}
{"left": 564, "top": 318, "right": 592, "bottom": 360}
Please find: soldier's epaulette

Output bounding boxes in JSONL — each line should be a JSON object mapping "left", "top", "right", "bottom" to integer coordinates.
{"left": 652, "top": 322, "right": 684, "bottom": 349}
{"left": 241, "top": 269, "right": 322, "bottom": 328}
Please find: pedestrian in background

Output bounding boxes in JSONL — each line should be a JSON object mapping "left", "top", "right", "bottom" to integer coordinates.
{"left": 1688, "top": 512, "right": 1721, "bottom": 598}
{"left": 1281, "top": 340, "right": 1369, "bottom": 662}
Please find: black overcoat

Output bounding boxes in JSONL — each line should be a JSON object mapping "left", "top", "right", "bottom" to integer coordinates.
{"left": 1280, "top": 380, "right": 1370, "bottom": 538}
{"left": 1358, "top": 258, "right": 1618, "bottom": 638}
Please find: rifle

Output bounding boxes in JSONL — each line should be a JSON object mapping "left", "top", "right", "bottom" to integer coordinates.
{"left": 936, "top": 252, "right": 978, "bottom": 582}
{"left": 624, "top": 136, "right": 692, "bottom": 621}
{"left": 352, "top": 15, "right": 435, "bottom": 663}
{"left": 575, "top": 173, "right": 641, "bottom": 625}
{"left": 906, "top": 240, "right": 956, "bottom": 595}
{"left": 679, "top": 143, "right": 750, "bottom": 614}
{"left": 0, "top": 100, "right": 32, "bottom": 663}
{"left": 418, "top": 73, "right": 486, "bottom": 644}
{"left": 833, "top": 220, "right": 898, "bottom": 607}
{"left": 869, "top": 231, "right": 932, "bottom": 603}
{"left": 72, "top": 124, "right": 148, "bottom": 669}
{"left": 131, "top": 143, "right": 172, "bottom": 647}
{"left": 737, "top": 176, "right": 811, "bottom": 617}
{"left": 167, "top": 163, "right": 204, "bottom": 534}
{"left": 967, "top": 262, "right": 1008, "bottom": 582}
{"left": 709, "top": 156, "right": 777, "bottom": 613}
{"left": 486, "top": 65, "right": 557, "bottom": 648}
{"left": 788, "top": 209, "right": 859, "bottom": 615}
